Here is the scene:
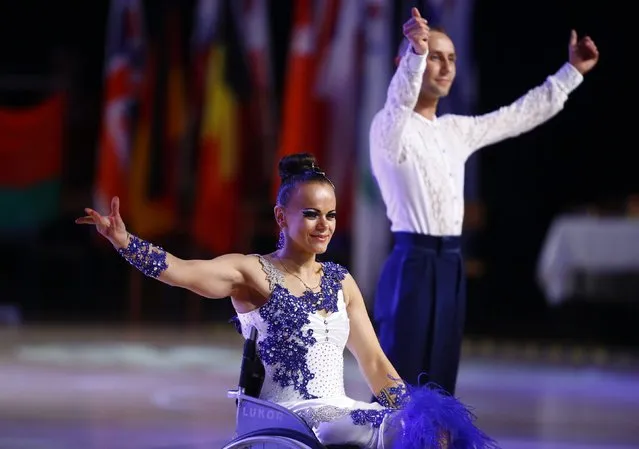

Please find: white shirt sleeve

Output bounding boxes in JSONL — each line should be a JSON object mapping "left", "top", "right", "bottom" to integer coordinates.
{"left": 447, "top": 62, "right": 584, "bottom": 160}
{"left": 370, "top": 48, "right": 427, "bottom": 165}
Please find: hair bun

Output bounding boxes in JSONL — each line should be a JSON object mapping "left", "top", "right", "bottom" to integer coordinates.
{"left": 278, "top": 153, "right": 317, "bottom": 182}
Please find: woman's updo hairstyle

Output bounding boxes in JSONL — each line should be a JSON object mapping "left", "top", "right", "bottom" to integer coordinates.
{"left": 276, "top": 153, "right": 334, "bottom": 207}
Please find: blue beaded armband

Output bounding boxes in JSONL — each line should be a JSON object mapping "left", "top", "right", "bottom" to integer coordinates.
{"left": 117, "top": 234, "right": 168, "bottom": 278}
{"left": 376, "top": 381, "right": 410, "bottom": 409}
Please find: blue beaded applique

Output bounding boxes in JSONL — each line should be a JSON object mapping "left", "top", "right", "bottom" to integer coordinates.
{"left": 255, "top": 259, "right": 347, "bottom": 400}
{"left": 117, "top": 234, "right": 168, "bottom": 278}
{"left": 350, "top": 408, "right": 394, "bottom": 428}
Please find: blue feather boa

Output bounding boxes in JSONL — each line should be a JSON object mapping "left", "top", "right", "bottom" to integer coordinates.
{"left": 388, "top": 383, "right": 500, "bottom": 449}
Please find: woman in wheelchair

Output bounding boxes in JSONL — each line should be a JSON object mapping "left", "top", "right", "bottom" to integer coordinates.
{"left": 77, "top": 153, "right": 498, "bottom": 449}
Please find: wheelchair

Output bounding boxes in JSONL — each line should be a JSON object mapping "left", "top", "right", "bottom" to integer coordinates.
{"left": 220, "top": 326, "right": 360, "bottom": 449}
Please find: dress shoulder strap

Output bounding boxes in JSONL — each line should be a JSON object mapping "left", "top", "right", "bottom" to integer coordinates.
{"left": 254, "top": 254, "right": 285, "bottom": 292}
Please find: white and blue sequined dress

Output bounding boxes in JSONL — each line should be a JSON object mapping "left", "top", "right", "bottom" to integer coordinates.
{"left": 234, "top": 255, "right": 498, "bottom": 449}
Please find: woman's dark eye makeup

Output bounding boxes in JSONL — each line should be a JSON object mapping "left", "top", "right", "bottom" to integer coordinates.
{"left": 302, "top": 209, "right": 337, "bottom": 219}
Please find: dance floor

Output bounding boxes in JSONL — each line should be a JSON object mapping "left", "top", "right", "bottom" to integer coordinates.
{"left": 1, "top": 324, "right": 637, "bottom": 449}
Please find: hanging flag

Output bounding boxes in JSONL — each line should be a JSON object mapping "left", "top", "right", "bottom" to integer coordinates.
{"left": 352, "top": 0, "right": 394, "bottom": 305}
{"left": 0, "top": 94, "right": 66, "bottom": 232}
{"left": 191, "top": 0, "right": 252, "bottom": 254}
{"left": 237, "top": 0, "right": 277, "bottom": 188}
{"left": 93, "top": 0, "right": 145, "bottom": 220}
{"left": 270, "top": 0, "right": 339, "bottom": 201}
{"left": 128, "top": 1, "right": 186, "bottom": 238}
{"left": 315, "top": 0, "right": 360, "bottom": 236}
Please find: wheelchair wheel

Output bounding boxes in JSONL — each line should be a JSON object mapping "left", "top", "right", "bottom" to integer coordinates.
{"left": 220, "top": 427, "right": 325, "bottom": 449}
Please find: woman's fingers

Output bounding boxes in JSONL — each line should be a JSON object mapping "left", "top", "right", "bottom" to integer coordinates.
{"left": 75, "top": 216, "right": 96, "bottom": 225}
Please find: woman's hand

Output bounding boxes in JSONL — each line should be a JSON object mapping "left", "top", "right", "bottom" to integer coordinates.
{"left": 75, "top": 196, "right": 129, "bottom": 248}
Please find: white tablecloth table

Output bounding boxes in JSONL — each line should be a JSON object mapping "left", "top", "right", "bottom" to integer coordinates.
{"left": 537, "top": 215, "right": 639, "bottom": 305}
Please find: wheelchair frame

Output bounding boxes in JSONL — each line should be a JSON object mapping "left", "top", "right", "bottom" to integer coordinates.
{"left": 219, "top": 326, "right": 359, "bottom": 449}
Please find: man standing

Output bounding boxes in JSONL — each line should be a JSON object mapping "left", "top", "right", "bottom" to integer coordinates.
{"left": 370, "top": 7, "right": 599, "bottom": 394}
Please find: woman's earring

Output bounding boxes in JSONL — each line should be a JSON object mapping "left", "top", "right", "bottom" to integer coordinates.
{"left": 277, "top": 230, "right": 285, "bottom": 249}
